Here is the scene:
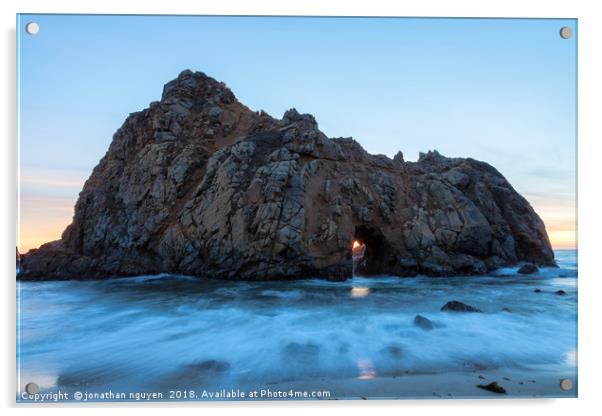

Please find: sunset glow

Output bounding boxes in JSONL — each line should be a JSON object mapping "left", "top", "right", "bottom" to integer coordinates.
{"left": 17, "top": 197, "right": 576, "bottom": 253}
{"left": 17, "top": 188, "right": 577, "bottom": 253}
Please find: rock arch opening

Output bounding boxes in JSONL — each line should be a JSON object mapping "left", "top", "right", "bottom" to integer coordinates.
{"left": 352, "top": 225, "right": 389, "bottom": 276}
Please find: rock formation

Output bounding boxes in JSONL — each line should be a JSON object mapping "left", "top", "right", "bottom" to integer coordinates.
{"left": 441, "top": 301, "right": 482, "bottom": 313}
{"left": 19, "top": 70, "right": 555, "bottom": 281}
{"left": 517, "top": 263, "right": 538, "bottom": 274}
{"left": 413, "top": 315, "right": 434, "bottom": 330}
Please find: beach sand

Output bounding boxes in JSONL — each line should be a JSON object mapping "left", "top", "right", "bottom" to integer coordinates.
{"left": 260, "top": 368, "right": 578, "bottom": 400}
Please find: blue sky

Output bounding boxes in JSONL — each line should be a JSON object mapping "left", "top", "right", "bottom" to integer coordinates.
{"left": 17, "top": 15, "right": 577, "bottom": 250}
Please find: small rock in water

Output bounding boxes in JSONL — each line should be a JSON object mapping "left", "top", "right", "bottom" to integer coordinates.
{"left": 381, "top": 344, "right": 403, "bottom": 358}
{"left": 518, "top": 263, "right": 538, "bottom": 274}
{"left": 441, "top": 300, "right": 481, "bottom": 313}
{"left": 555, "top": 290, "right": 567, "bottom": 296}
{"left": 413, "top": 314, "right": 434, "bottom": 330}
{"left": 534, "top": 288, "right": 542, "bottom": 293}
{"left": 478, "top": 375, "right": 486, "bottom": 380}
{"left": 189, "top": 359, "right": 231, "bottom": 374}
{"left": 477, "top": 381, "right": 507, "bottom": 394}
{"left": 501, "top": 307, "right": 511, "bottom": 312}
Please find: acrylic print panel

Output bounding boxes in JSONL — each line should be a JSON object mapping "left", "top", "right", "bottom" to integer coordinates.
{"left": 16, "top": 14, "right": 577, "bottom": 402}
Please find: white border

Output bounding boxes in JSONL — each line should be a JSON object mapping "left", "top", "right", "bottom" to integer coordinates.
{"left": 2, "top": 1, "right": 601, "bottom": 415}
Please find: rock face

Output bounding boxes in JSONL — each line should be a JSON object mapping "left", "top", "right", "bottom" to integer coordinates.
{"left": 19, "top": 70, "right": 555, "bottom": 281}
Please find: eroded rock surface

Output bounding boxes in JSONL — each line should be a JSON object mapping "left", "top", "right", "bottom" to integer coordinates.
{"left": 20, "top": 70, "right": 555, "bottom": 281}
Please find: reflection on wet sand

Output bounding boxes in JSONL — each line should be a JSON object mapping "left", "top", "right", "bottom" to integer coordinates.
{"left": 350, "top": 287, "right": 370, "bottom": 298}
{"left": 357, "top": 359, "right": 376, "bottom": 380}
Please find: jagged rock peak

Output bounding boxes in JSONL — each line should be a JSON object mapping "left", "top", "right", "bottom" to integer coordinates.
{"left": 161, "top": 70, "right": 234, "bottom": 103}
{"left": 418, "top": 149, "right": 448, "bottom": 163}
{"left": 282, "top": 108, "right": 318, "bottom": 127}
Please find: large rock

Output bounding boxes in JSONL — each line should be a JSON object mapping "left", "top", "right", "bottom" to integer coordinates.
{"left": 518, "top": 262, "right": 539, "bottom": 274}
{"left": 19, "top": 70, "right": 556, "bottom": 281}
{"left": 441, "top": 300, "right": 482, "bottom": 312}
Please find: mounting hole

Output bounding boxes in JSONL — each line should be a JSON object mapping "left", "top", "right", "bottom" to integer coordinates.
{"left": 25, "top": 382, "right": 39, "bottom": 394}
{"left": 559, "top": 26, "right": 572, "bottom": 39}
{"left": 559, "top": 378, "right": 573, "bottom": 391}
{"left": 25, "top": 22, "right": 39, "bottom": 36}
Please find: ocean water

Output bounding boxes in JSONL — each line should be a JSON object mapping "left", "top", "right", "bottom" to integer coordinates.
{"left": 17, "top": 250, "right": 577, "bottom": 400}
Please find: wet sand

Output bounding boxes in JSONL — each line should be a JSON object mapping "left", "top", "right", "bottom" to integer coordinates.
{"left": 263, "top": 368, "right": 578, "bottom": 400}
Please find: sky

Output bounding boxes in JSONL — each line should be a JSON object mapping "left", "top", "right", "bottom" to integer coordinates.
{"left": 17, "top": 15, "right": 577, "bottom": 252}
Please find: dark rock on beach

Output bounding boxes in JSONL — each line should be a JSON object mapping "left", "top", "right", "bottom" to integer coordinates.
{"left": 189, "top": 359, "right": 230, "bottom": 373}
{"left": 477, "top": 381, "right": 507, "bottom": 394}
{"left": 413, "top": 314, "right": 434, "bottom": 330}
{"left": 441, "top": 300, "right": 481, "bottom": 313}
{"left": 518, "top": 262, "right": 539, "bottom": 274}
{"left": 19, "top": 70, "right": 556, "bottom": 281}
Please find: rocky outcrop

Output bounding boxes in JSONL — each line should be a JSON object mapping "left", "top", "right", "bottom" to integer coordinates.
{"left": 441, "top": 301, "right": 482, "bottom": 313}
{"left": 19, "top": 70, "right": 555, "bottom": 281}
{"left": 518, "top": 263, "right": 538, "bottom": 274}
{"left": 477, "top": 381, "right": 507, "bottom": 394}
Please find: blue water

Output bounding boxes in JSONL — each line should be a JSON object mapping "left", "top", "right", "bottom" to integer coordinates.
{"left": 17, "top": 250, "right": 577, "bottom": 399}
